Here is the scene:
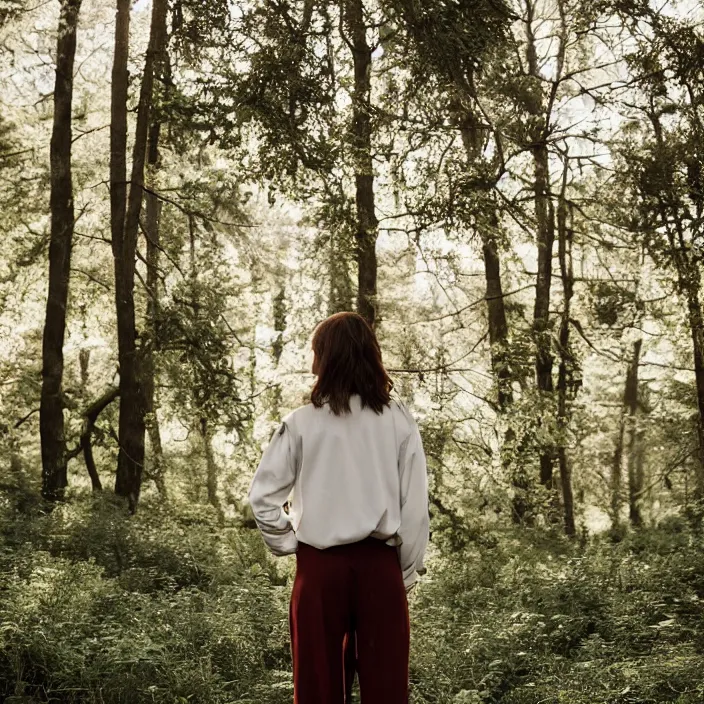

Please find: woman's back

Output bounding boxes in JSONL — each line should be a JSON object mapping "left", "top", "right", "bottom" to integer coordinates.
{"left": 283, "top": 394, "right": 416, "bottom": 549}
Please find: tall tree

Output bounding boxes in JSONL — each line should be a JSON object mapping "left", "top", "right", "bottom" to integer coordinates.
{"left": 40, "top": 0, "right": 82, "bottom": 501}
{"left": 142, "top": 115, "right": 167, "bottom": 498}
{"left": 383, "top": 0, "right": 529, "bottom": 516}
{"left": 524, "top": 0, "right": 560, "bottom": 499}
{"left": 386, "top": 0, "right": 513, "bottom": 399}
{"left": 343, "top": 0, "right": 378, "bottom": 327}
{"left": 607, "top": 2, "right": 704, "bottom": 508}
{"left": 142, "top": 7, "right": 170, "bottom": 500}
{"left": 611, "top": 339, "right": 642, "bottom": 530}
{"left": 110, "top": 0, "right": 168, "bottom": 511}
{"left": 556, "top": 158, "right": 576, "bottom": 536}
{"left": 625, "top": 339, "right": 644, "bottom": 527}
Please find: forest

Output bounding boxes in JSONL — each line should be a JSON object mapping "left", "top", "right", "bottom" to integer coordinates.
{"left": 1, "top": 0, "right": 704, "bottom": 701}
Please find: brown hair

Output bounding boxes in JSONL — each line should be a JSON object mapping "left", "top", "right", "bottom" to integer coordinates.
{"left": 310, "top": 312, "right": 393, "bottom": 415}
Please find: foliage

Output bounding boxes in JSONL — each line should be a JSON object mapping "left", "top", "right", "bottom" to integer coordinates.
{"left": 2, "top": 491, "right": 704, "bottom": 702}
{"left": 0, "top": 492, "right": 293, "bottom": 703}
{"left": 410, "top": 522, "right": 704, "bottom": 704}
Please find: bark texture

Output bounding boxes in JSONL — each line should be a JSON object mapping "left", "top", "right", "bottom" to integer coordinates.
{"left": 683, "top": 266, "right": 704, "bottom": 503}
{"left": 526, "top": 0, "right": 558, "bottom": 496}
{"left": 111, "top": 0, "right": 168, "bottom": 511}
{"left": 40, "top": 0, "right": 82, "bottom": 501}
{"left": 532, "top": 139, "right": 556, "bottom": 491}
{"left": 143, "top": 52, "right": 168, "bottom": 499}
{"left": 345, "top": 0, "right": 378, "bottom": 328}
{"left": 612, "top": 339, "right": 642, "bottom": 530}
{"left": 626, "top": 340, "right": 644, "bottom": 527}
{"left": 556, "top": 174, "right": 575, "bottom": 537}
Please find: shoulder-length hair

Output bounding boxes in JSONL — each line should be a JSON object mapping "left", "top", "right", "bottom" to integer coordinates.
{"left": 310, "top": 312, "right": 393, "bottom": 416}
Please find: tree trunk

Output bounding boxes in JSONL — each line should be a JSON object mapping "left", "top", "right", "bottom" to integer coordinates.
{"left": 80, "top": 387, "right": 120, "bottom": 491}
{"left": 525, "top": 0, "right": 556, "bottom": 500}
{"left": 143, "top": 98, "right": 167, "bottom": 499}
{"left": 452, "top": 101, "right": 523, "bottom": 520}
{"left": 612, "top": 339, "right": 642, "bottom": 530}
{"left": 483, "top": 218, "right": 532, "bottom": 524}
{"left": 611, "top": 410, "right": 625, "bottom": 531}
{"left": 40, "top": 0, "right": 82, "bottom": 502}
{"left": 143, "top": 168, "right": 166, "bottom": 495}
{"left": 328, "top": 222, "right": 355, "bottom": 316}
{"left": 683, "top": 264, "right": 704, "bottom": 504}
{"left": 110, "top": 0, "right": 132, "bottom": 504}
{"left": 271, "top": 281, "right": 286, "bottom": 419}
{"left": 556, "top": 174, "right": 575, "bottom": 537}
{"left": 532, "top": 140, "right": 556, "bottom": 493}
{"left": 79, "top": 347, "right": 90, "bottom": 391}
{"left": 111, "top": 0, "right": 168, "bottom": 511}
{"left": 632, "top": 426, "right": 647, "bottom": 524}
{"left": 626, "top": 339, "right": 643, "bottom": 527}
{"left": 200, "top": 417, "right": 224, "bottom": 524}
{"left": 344, "top": 0, "right": 378, "bottom": 328}
{"left": 453, "top": 106, "right": 512, "bottom": 398}
{"left": 627, "top": 425, "right": 643, "bottom": 527}
{"left": 482, "top": 221, "right": 512, "bottom": 409}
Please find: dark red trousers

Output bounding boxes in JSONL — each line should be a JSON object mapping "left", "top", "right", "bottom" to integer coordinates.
{"left": 289, "top": 536, "right": 410, "bottom": 703}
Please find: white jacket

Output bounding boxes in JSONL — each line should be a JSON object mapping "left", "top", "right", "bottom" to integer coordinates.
{"left": 247, "top": 393, "right": 430, "bottom": 591}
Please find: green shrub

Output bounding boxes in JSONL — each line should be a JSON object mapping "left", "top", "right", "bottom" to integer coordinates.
{"left": 409, "top": 524, "right": 704, "bottom": 703}
{"left": 0, "top": 494, "right": 294, "bottom": 703}
{"left": 2, "top": 493, "right": 704, "bottom": 703}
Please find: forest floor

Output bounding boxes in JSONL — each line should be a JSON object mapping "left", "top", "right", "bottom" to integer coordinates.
{"left": 1, "top": 488, "right": 704, "bottom": 703}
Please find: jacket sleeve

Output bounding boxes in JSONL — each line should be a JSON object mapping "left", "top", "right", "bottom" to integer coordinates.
{"left": 247, "top": 421, "right": 299, "bottom": 556}
{"left": 397, "top": 418, "right": 430, "bottom": 592}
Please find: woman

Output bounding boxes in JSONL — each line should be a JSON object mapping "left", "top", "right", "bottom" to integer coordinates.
{"left": 248, "top": 311, "right": 430, "bottom": 704}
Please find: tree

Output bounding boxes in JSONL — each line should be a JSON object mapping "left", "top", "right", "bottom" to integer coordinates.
{"left": 110, "top": 0, "right": 168, "bottom": 511}
{"left": 607, "top": 2, "right": 704, "bottom": 510}
{"left": 343, "top": 0, "right": 379, "bottom": 327}
{"left": 141, "top": 4, "right": 170, "bottom": 500}
{"left": 40, "top": 0, "right": 82, "bottom": 501}
{"left": 384, "top": 0, "right": 513, "bottom": 402}
{"left": 556, "top": 156, "right": 576, "bottom": 536}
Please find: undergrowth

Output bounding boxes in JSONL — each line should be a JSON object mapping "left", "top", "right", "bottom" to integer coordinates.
{"left": 1, "top": 487, "right": 703, "bottom": 703}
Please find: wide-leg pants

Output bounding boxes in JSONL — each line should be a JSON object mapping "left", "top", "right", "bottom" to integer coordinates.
{"left": 289, "top": 536, "right": 410, "bottom": 703}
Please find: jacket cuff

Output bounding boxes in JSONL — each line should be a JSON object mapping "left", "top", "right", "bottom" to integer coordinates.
{"left": 403, "top": 570, "right": 419, "bottom": 591}
{"left": 264, "top": 527, "right": 299, "bottom": 556}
